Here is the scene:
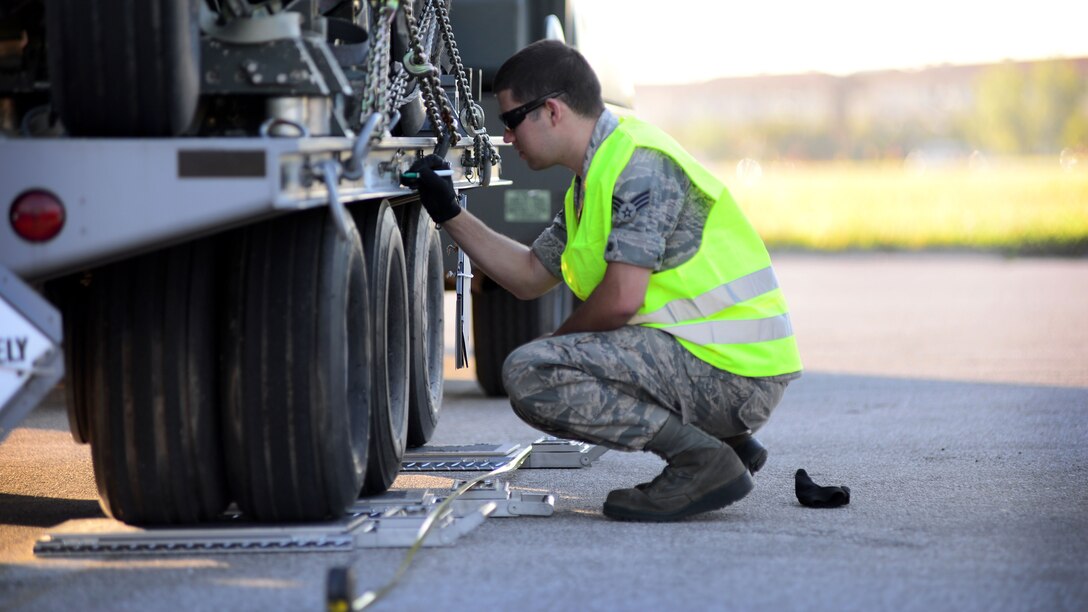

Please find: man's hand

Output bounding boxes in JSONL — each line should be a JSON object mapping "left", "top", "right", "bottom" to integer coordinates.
{"left": 400, "top": 154, "right": 461, "bottom": 223}
{"left": 401, "top": 155, "right": 561, "bottom": 301}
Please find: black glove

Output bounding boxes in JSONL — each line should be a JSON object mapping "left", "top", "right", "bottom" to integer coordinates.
{"left": 401, "top": 154, "right": 461, "bottom": 223}
{"left": 795, "top": 469, "right": 851, "bottom": 508}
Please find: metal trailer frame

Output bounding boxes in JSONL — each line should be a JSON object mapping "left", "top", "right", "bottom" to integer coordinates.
{"left": 0, "top": 136, "right": 504, "bottom": 282}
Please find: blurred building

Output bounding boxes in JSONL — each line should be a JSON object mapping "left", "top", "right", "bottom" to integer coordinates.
{"left": 634, "top": 57, "right": 1088, "bottom": 159}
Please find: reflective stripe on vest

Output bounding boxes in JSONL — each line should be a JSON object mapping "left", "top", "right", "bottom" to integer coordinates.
{"left": 650, "top": 313, "right": 794, "bottom": 345}
{"left": 630, "top": 266, "right": 780, "bottom": 326}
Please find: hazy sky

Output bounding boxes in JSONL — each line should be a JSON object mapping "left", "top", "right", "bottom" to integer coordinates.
{"left": 576, "top": 0, "right": 1088, "bottom": 85}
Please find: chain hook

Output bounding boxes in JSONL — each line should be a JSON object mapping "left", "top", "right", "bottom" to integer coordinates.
{"left": 433, "top": 132, "right": 451, "bottom": 158}
{"left": 460, "top": 102, "right": 486, "bottom": 138}
{"left": 402, "top": 50, "right": 434, "bottom": 77}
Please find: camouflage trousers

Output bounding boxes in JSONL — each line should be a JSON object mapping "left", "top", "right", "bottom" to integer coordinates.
{"left": 501, "top": 325, "right": 798, "bottom": 452}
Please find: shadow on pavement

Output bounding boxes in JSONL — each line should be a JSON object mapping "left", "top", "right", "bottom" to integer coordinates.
{"left": 0, "top": 494, "right": 104, "bottom": 528}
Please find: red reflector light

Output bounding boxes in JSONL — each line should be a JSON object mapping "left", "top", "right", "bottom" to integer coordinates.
{"left": 10, "top": 189, "right": 65, "bottom": 242}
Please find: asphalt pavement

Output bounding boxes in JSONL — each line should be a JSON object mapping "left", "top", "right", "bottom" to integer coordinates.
{"left": 1, "top": 253, "right": 1086, "bottom": 611}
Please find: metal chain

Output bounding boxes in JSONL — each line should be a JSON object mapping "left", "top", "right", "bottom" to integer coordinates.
{"left": 432, "top": 0, "right": 500, "bottom": 170}
{"left": 387, "top": 68, "right": 411, "bottom": 117}
{"left": 367, "top": 0, "right": 501, "bottom": 177}
{"left": 361, "top": 0, "right": 397, "bottom": 136}
{"left": 385, "top": 1, "right": 437, "bottom": 119}
{"left": 431, "top": 3, "right": 480, "bottom": 135}
{"left": 402, "top": 0, "right": 459, "bottom": 149}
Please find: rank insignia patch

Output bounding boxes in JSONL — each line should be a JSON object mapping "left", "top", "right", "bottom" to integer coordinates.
{"left": 612, "top": 190, "right": 650, "bottom": 224}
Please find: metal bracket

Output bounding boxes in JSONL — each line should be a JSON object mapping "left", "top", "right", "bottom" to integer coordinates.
{"left": 446, "top": 480, "right": 555, "bottom": 517}
{"left": 453, "top": 192, "right": 471, "bottom": 368}
{"left": 201, "top": 36, "right": 352, "bottom": 97}
{"left": 313, "top": 158, "right": 352, "bottom": 241}
{"left": 524, "top": 437, "right": 610, "bottom": 469}
{"left": 359, "top": 481, "right": 553, "bottom": 519}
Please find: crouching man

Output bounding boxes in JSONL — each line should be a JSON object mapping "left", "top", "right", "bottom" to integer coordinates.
{"left": 402, "top": 40, "right": 802, "bottom": 521}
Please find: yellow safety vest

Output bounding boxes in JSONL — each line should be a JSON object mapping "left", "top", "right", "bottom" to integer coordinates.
{"left": 560, "top": 116, "right": 802, "bottom": 377}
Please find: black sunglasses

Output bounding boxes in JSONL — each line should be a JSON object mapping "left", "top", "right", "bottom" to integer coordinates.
{"left": 500, "top": 90, "right": 565, "bottom": 131}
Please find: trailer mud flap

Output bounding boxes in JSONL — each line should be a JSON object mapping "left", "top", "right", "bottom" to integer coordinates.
{"left": 0, "top": 265, "right": 64, "bottom": 444}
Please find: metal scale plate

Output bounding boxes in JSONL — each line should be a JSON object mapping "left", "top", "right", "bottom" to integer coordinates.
{"left": 401, "top": 437, "right": 608, "bottom": 472}
{"left": 34, "top": 480, "right": 553, "bottom": 557}
{"left": 33, "top": 438, "right": 602, "bottom": 556}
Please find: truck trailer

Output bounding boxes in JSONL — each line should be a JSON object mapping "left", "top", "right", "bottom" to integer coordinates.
{"left": 0, "top": 0, "right": 629, "bottom": 527}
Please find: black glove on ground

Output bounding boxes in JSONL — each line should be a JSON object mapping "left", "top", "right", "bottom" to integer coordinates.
{"left": 401, "top": 154, "right": 461, "bottom": 223}
{"left": 795, "top": 469, "right": 851, "bottom": 508}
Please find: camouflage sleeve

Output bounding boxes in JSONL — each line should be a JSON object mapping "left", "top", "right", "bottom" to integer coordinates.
{"left": 605, "top": 148, "right": 686, "bottom": 270}
{"left": 529, "top": 208, "right": 567, "bottom": 280}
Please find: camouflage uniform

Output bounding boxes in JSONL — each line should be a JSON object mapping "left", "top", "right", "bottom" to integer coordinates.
{"left": 502, "top": 110, "right": 800, "bottom": 452}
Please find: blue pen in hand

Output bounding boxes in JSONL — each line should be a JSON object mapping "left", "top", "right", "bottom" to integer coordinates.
{"left": 401, "top": 169, "right": 454, "bottom": 179}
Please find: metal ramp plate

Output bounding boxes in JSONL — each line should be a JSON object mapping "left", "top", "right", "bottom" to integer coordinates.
{"left": 402, "top": 437, "right": 607, "bottom": 472}
{"left": 35, "top": 497, "right": 493, "bottom": 557}
{"left": 35, "top": 482, "right": 554, "bottom": 557}
{"left": 35, "top": 517, "right": 363, "bottom": 556}
{"left": 401, "top": 442, "right": 522, "bottom": 472}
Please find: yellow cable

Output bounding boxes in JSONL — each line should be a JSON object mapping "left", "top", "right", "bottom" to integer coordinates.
{"left": 351, "top": 445, "right": 534, "bottom": 610}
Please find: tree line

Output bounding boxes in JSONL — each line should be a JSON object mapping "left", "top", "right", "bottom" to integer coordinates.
{"left": 669, "top": 59, "right": 1087, "bottom": 161}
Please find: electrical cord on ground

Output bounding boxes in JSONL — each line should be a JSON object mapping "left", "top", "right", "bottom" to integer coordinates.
{"left": 333, "top": 445, "right": 534, "bottom": 611}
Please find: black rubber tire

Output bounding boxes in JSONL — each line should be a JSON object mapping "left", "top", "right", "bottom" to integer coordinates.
{"left": 401, "top": 202, "right": 444, "bottom": 448}
{"left": 44, "top": 277, "right": 92, "bottom": 445}
{"left": 472, "top": 280, "right": 576, "bottom": 397}
{"left": 44, "top": 0, "right": 200, "bottom": 136}
{"left": 223, "top": 209, "right": 371, "bottom": 522}
{"left": 355, "top": 201, "right": 410, "bottom": 495}
{"left": 80, "top": 240, "right": 227, "bottom": 525}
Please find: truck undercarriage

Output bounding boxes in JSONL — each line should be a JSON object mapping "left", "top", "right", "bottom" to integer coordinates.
{"left": 0, "top": 0, "right": 508, "bottom": 525}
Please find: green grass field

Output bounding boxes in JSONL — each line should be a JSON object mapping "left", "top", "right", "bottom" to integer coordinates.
{"left": 719, "top": 158, "right": 1088, "bottom": 255}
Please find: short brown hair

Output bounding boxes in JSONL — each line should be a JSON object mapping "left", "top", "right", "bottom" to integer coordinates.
{"left": 493, "top": 40, "right": 605, "bottom": 118}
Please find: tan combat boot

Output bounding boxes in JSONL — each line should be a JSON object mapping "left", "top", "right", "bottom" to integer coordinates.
{"left": 603, "top": 446, "right": 754, "bottom": 522}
